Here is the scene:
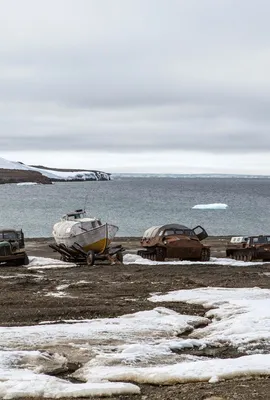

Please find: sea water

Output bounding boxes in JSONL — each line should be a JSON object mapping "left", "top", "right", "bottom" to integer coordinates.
{"left": 0, "top": 176, "right": 270, "bottom": 238}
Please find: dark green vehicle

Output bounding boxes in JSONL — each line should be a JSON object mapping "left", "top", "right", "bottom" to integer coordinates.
{"left": 0, "top": 229, "right": 29, "bottom": 266}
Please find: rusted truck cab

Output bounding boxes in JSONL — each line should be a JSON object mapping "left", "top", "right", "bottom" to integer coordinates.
{"left": 137, "top": 224, "right": 210, "bottom": 261}
{"left": 226, "top": 235, "right": 270, "bottom": 261}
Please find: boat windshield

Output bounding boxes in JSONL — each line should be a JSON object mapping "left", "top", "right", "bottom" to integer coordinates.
{"left": 63, "top": 212, "right": 86, "bottom": 221}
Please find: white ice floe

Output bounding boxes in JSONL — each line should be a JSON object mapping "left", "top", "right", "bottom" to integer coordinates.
{"left": 192, "top": 203, "right": 228, "bottom": 209}
{"left": 27, "top": 257, "right": 76, "bottom": 269}
{"left": 150, "top": 287, "right": 270, "bottom": 351}
{"left": 17, "top": 182, "right": 38, "bottom": 186}
{"left": 123, "top": 253, "right": 265, "bottom": 266}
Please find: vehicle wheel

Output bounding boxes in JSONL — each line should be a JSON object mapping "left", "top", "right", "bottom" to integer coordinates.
{"left": 116, "top": 251, "right": 123, "bottom": 263}
{"left": 86, "top": 250, "right": 95, "bottom": 266}
{"left": 200, "top": 248, "right": 210, "bottom": 262}
{"left": 247, "top": 252, "right": 252, "bottom": 262}
{"left": 156, "top": 247, "right": 165, "bottom": 261}
{"left": 24, "top": 254, "right": 29, "bottom": 265}
{"left": 150, "top": 253, "right": 156, "bottom": 261}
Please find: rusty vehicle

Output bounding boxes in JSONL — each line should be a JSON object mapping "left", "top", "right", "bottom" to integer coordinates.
{"left": 137, "top": 224, "right": 210, "bottom": 261}
{"left": 226, "top": 235, "right": 270, "bottom": 261}
{"left": 0, "top": 229, "right": 29, "bottom": 266}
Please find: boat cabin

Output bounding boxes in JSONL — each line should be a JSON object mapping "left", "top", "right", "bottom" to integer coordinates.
{"left": 62, "top": 209, "right": 87, "bottom": 221}
{"left": 61, "top": 209, "right": 102, "bottom": 228}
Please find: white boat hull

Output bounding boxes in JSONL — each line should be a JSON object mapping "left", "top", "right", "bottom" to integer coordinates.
{"left": 53, "top": 223, "right": 118, "bottom": 253}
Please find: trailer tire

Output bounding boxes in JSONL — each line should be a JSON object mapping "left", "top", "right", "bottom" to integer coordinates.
{"left": 116, "top": 251, "right": 123, "bottom": 263}
{"left": 86, "top": 250, "right": 95, "bottom": 266}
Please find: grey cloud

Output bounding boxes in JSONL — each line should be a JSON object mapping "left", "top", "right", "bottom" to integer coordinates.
{"left": 1, "top": 0, "right": 270, "bottom": 160}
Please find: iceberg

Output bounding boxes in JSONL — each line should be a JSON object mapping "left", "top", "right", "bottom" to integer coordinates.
{"left": 192, "top": 203, "right": 228, "bottom": 210}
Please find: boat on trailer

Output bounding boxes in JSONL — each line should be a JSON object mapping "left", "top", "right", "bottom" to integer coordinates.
{"left": 51, "top": 209, "right": 123, "bottom": 264}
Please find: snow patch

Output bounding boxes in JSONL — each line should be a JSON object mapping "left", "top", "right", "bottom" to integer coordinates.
{"left": 150, "top": 287, "right": 270, "bottom": 351}
{"left": 123, "top": 254, "right": 265, "bottom": 266}
{"left": 1, "top": 288, "right": 270, "bottom": 397}
{"left": 76, "top": 354, "right": 270, "bottom": 385}
{"left": 27, "top": 257, "right": 76, "bottom": 269}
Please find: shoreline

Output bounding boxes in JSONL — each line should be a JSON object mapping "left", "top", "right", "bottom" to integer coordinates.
{"left": 25, "top": 235, "right": 232, "bottom": 241}
{"left": 25, "top": 236, "right": 229, "bottom": 259}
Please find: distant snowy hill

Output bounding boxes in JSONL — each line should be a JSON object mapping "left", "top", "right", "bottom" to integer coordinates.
{"left": 0, "top": 157, "right": 111, "bottom": 183}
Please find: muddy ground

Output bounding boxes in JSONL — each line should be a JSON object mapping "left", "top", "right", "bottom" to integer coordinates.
{"left": 1, "top": 237, "right": 270, "bottom": 399}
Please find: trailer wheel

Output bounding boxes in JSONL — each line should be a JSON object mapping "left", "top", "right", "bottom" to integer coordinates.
{"left": 116, "top": 251, "right": 123, "bottom": 263}
{"left": 86, "top": 250, "right": 95, "bottom": 266}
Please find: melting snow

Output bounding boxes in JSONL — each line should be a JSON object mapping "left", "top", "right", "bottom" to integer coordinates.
{"left": 27, "top": 257, "right": 76, "bottom": 269}
{"left": 0, "top": 307, "right": 206, "bottom": 398}
{"left": 192, "top": 203, "right": 228, "bottom": 209}
{"left": 123, "top": 253, "right": 265, "bottom": 266}
{"left": 150, "top": 287, "right": 270, "bottom": 352}
{"left": 76, "top": 354, "right": 270, "bottom": 385}
{"left": 1, "top": 274, "right": 270, "bottom": 397}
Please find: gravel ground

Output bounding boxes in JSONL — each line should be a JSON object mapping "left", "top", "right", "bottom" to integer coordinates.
{"left": 0, "top": 237, "right": 269, "bottom": 399}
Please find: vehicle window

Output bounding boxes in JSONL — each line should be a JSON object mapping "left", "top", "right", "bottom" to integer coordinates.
{"left": 175, "top": 229, "right": 184, "bottom": 235}
{"left": 253, "top": 237, "right": 266, "bottom": 244}
{"left": 3, "top": 232, "right": 17, "bottom": 240}
{"left": 184, "top": 230, "right": 195, "bottom": 236}
{"left": 164, "top": 230, "right": 174, "bottom": 235}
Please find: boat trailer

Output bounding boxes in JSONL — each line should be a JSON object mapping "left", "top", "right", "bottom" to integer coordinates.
{"left": 49, "top": 242, "right": 124, "bottom": 266}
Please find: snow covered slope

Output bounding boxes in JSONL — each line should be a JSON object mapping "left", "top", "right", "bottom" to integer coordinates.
{"left": 0, "top": 157, "right": 110, "bottom": 182}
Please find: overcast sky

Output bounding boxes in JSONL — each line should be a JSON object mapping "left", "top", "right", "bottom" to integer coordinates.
{"left": 1, "top": 0, "right": 270, "bottom": 174}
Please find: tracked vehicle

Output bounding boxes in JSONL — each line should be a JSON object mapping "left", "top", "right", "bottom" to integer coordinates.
{"left": 0, "top": 229, "right": 29, "bottom": 266}
{"left": 226, "top": 235, "right": 270, "bottom": 261}
{"left": 137, "top": 224, "right": 210, "bottom": 262}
